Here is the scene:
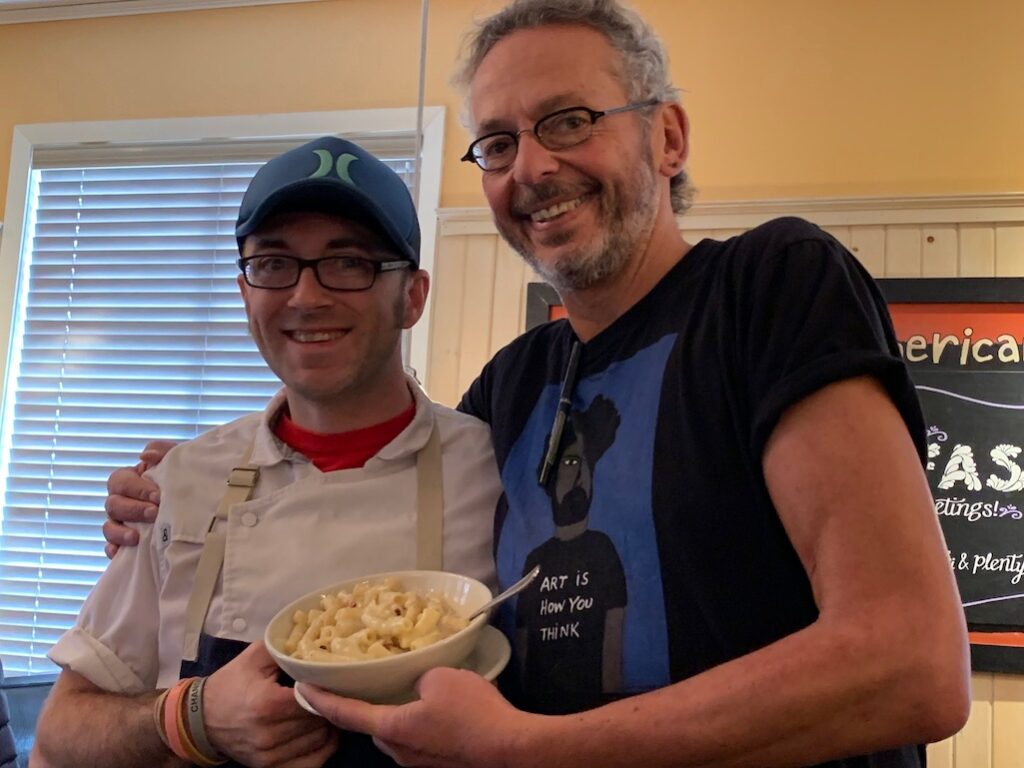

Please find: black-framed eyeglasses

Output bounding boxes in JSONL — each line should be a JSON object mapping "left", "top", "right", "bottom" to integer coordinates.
{"left": 238, "top": 254, "right": 411, "bottom": 291}
{"left": 461, "top": 98, "right": 660, "bottom": 172}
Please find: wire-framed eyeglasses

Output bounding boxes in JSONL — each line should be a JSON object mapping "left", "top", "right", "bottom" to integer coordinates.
{"left": 461, "top": 98, "right": 660, "bottom": 172}
{"left": 238, "top": 254, "right": 411, "bottom": 291}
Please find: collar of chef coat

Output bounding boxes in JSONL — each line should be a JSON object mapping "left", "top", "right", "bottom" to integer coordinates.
{"left": 248, "top": 373, "right": 437, "bottom": 471}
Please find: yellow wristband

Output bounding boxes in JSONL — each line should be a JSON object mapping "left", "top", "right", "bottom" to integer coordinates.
{"left": 152, "top": 688, "right": 171, "bottom": 750}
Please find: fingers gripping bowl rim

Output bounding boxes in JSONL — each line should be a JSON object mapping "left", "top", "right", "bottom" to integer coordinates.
{"left": 265, "top": 570, "right": 493, "bottom": 703}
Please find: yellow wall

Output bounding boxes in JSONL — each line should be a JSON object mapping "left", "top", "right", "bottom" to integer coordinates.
{"left": 645, "top": 0, "right": 1024, "bottom": 202}
{"left": 0, "top": 0, "right": 428, "bottom": 212}
{"left": 1, "top": 0, "right": 1023, "bottom": 214}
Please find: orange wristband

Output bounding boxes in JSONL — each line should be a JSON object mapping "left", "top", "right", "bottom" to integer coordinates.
{"left": 162, "top": 677, "right": 194, "bottom": 762}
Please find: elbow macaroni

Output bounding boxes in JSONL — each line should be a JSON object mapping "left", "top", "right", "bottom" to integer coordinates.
{"left": 284, "top": 577, "right": 470, "bottom": 662}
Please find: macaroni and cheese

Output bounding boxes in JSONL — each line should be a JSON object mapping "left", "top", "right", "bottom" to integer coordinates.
{"left": 283, "top": 577, "right": 470, "bottom": 662}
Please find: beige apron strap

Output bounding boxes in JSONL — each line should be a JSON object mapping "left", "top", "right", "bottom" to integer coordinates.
{"left": 415, "top": 420, "right": 444, "bottom": 571}
{"left": 182, "top": 441, "right": 260, "bottom": 661}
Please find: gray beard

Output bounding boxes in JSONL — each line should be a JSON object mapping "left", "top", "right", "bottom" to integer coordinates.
{"left": 511, "top": 221, "right": 634, "bottom": 293}
{"left": 496, "top": 162, "right": 659, "bottom": 294}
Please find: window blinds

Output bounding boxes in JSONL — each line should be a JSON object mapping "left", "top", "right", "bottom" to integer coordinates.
{"left": 0, "top": 148, "right": 415, "bottom": 676}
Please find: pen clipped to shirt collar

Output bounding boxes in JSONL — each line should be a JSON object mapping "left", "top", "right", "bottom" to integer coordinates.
{"left": 538, "top": 340, "right": 582, "bottom": 486}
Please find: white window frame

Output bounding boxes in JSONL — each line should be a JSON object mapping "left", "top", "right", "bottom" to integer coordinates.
{"left": 0, "top": 106, "right": 446, "bottom": 411}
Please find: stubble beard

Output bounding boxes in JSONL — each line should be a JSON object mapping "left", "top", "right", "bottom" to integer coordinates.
{"left": 250, "top": 291, "right": 408, "bottom": 408}
{"left": 496, "top": 154, "right": 660, "bottom": 294}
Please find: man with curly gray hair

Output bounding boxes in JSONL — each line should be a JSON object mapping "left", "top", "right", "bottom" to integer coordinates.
{"left": 454, "top": 0, "right": 696, "bottom": 219}
{"left": 454, "top": 0, "right": 694, "bottom": 294}
{"left": 304, "top": 2, "right": 970, "bottom": 766}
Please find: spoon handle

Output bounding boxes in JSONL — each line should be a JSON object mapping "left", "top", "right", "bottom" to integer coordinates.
{"left": 469, "top": 565, "right": 541, "bottom": 620}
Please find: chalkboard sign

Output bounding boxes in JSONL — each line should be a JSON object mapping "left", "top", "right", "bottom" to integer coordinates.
{"left": 879, "top": 278, "right": 1024, "bottom": 674}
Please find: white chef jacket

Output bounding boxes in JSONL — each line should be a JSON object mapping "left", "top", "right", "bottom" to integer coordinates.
{"left": 49, "top": 378, "right": 501, "bottom": 693}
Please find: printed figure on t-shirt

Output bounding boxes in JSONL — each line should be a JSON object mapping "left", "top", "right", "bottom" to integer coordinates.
{"left": 515, "top": 395, "right": 627, "bottom": 714}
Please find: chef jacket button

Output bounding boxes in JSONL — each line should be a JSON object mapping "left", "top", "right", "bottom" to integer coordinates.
{"left": 241, "top": 512, "right": 258, "bottom": 527}
{"left": 232, "top": 618, "right": 247, "bottom": 632}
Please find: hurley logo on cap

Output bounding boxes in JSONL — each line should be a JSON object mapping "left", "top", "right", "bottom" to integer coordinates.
{"left": 310, "top": 149, "right": 360, "bottom": 186}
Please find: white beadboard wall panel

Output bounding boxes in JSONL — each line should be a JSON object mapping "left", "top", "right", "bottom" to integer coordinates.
{"left": 960, "top": 225, "right": 997, "bottom": 276}
{"left": 428, "top": 197, "right": 1024, "bottom": 767}
{"left": 850, "top": 226, "right": 886, "bottom": 277}
{"left": 956, "top": 673, "right": 994, "bottom": 767}
{"left": 995, "top": 225, "right": 1024, "bottom": 276}
{"left": 519, "top": 259, "right": 542, "bottom": 326}
{"left": 922, "top": 226, "right": 959, "bottom": 277}
{"left": 992, "top": 674, "right": 1024, "bottom": 768}
{"left": 489, "top": 239, "right": 530, "bottom": 358}
{"left": 885, "top": 226, "right": 924, "bottom": 277}
{"left": 424, "top": 234, "right": 468, "bottom": 406}
{"left": 457, "top": 236, "right": 500, "bottom": 400}
{"left": 927, "top": 737, "right": 954, "bottom": 768}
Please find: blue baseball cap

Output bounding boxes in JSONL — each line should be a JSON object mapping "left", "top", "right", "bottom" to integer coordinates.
{"left": 235, "top": 136, "right": 420, "bottom": 266}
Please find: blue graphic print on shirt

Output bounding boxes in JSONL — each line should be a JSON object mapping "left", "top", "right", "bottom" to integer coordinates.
{"left": 496, "top": 333, "right": 677, "bottom": 697}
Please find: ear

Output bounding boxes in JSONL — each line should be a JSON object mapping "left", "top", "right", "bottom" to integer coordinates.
{"left": 401, "top": 269, "right": 430, "bottom": 329}
{"left": 655, "top": 102, "right": 689, "bottom": 179}
{"left": 237, "top": 273, "right": 252, "bottom": 314}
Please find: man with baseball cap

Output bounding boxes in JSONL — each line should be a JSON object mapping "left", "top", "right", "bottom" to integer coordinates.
{"left": 32, "top": 136, "right": 501, "bottom": 768}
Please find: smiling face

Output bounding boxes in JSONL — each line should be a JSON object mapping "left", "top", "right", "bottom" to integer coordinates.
{"left": 237, "top": 211, "right": 426, "bottom": 426}
{"left": 468, "top": 24, "right": 663, "bottom": 293}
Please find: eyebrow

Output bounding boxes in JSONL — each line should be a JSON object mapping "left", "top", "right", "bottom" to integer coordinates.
{"left": 247, "top": 236, "right": 287, "bottom": 250}
{"left": 475, "top": 93, "right": 586, "bottom": 135}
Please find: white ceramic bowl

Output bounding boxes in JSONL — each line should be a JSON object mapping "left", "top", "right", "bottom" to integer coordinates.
{"left": 265, "top": 570, "right": 492, "bottom": 703}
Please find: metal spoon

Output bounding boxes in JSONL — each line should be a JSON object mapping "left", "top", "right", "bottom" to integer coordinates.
{"left": 468, "top": 565, "right": 541, "bottom": 621}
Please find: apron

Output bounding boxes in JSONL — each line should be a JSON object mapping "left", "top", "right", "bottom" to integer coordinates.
{"left": 177, "top": 421, "right": 445, "bottom": 767}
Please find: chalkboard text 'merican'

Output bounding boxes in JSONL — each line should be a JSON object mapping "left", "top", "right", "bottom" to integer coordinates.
{"left": 898, "top": 329, "right": 1024, "bottom": 366}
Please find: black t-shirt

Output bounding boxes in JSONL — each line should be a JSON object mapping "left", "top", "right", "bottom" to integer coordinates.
{"left": 460, "top": 217, "right": 927, "bottom": 768}
{"left": 516, "top": 529, "right": 627, "bottom": 714}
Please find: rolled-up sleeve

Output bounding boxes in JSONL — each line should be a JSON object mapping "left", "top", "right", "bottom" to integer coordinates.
{"left": 48, "top": 521, "right": 162, "bottom": 694}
